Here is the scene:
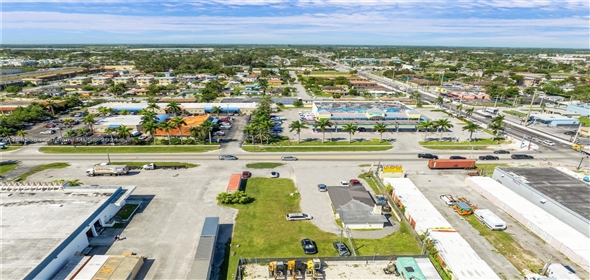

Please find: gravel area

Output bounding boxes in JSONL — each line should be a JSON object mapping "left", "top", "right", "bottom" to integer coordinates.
{"left": 243, "top": 260, "right": 402, "bottom": 280}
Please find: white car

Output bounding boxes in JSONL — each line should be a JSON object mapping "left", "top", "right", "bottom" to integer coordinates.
{"left": 40, "top": 130, "right": 55, "bottom": 135}
{"left": 340, "top": 181, "right": 349, "bottom": 187}
{"left": 270, "top": 171, "right": 280, "bottom": 178}
{"left": 542, "top": 140, "right": 555, "bottom": 146}
{"left": 213, "top": 131, "right": 225, "bottom": 136}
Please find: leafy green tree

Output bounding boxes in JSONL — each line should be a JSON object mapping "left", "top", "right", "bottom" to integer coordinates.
{"left": 434, "top": 118, "right": 453, "bottom": 140}
{"left": 349, "top": 69, "right": 358, "bottom": 76}
{"left": 258, "top": 79, "right": 269, "bottom": 95}
{"left": 289, "top": 120, "right": 308, "bottom": 144}
{"left": 342, "top": 123, "right": 358, "bottom": 143}
{"left": 170, "top": 116, "right": 187, "bottom": 144}
{"left": 462, "top": 121, "right": 481, "bottom": 141}
{"left": 0, "top": 127, "right": 14, "bottom": 144}
{"left": 4, "top": 86, "right": 22, "bottom": 93}
{"left": 373, "top": 123, "right": 388, "bottom": 142}
{"left": 216, "top": 191, "right": 254, "bottom": 205}
{"left": 293, "top": 100, "right": 304, "bottom": 107}
{"left": 242, "top": 124, "right": 256, "bottom": 144}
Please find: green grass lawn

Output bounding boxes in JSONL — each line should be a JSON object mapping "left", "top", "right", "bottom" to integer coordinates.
{"left": 0, "top": 163, "right": 19, "bottom": 175}
{"left": 15, "top": 162, "right": 69, "bottom": 181}
{"left": 503, "top": 110, "right": 526, "bottom": 118}
{"left": 221, "top": 178, "right": 420, "bottom": 280}
{"left": 474, "top": 163, "right": 508, "bottom": 177}
{"left": 464, "top": 215, "right": 542, "bottom": 272}
{"left": 108, "top": 162, "right": 198, "bottom": 168}
{"left": 115, "top": 204, "right": 139, "bottom": 220}
{"left": 0, "top": 147, "right": 19, "bottom": 153}
{"left": 420, "top": 138, "right": 504, "bottom": 150}
{"left": 579, "top": 117, "right": 590, "bottom": 126}
{"left": 242, "top": 139, "right": 392, "bottom": 152}
{"left": 245, "top": 162, "right": 285, "bottom": 169}
{"left": 39, "top": 145, "right": 219, "bottom": 154}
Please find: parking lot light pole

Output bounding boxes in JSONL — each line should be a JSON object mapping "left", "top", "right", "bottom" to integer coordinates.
{"left": 106, "top": 147, "right": 112, "bottom": 164}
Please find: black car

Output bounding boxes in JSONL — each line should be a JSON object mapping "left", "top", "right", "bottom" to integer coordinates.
{"left": 333, "top": 241, "right": 351, "bottom": 256}
{"left": 357, "top": 127, "right": 367, "bottom": 132}
{"left": 301, "top": 238, "right": 318, "bottom": 254}
{"left": 418, "top": 153, "right": 439, "bottom": 159}
{"left": 493, "top": 150, "right": 510, "bottom": 154}
{"left": 511, "top": 154, "right": 534, "bottom": 159}
{"left": 564, "top": 131, "right": 576, "bottom": 135}
{"left": 449, "top": 156, "right": 467, "bottom": 160}
{"left": 479, "top": 155, "right": 499, "bottom": 160}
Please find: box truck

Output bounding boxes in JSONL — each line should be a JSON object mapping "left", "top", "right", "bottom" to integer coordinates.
{"left": 428, "top": 159, "right": 476, "bottom": 169}
{"left": 86, "top": 165, "right": 129, "bottom": 176}
{"left": 474, "top": 209, "right": 507, "bottom": 230}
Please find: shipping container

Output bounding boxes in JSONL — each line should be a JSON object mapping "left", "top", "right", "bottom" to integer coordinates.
{"left": 226, "top": 174, "right": 244, "bottom": 193}
{"left": 428, "top": 159, "right": 476, "bottom": 169}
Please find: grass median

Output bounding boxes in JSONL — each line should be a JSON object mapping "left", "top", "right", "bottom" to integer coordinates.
{"left": 420, "top": 138, "right": 504, "bottom": 150}
{"left": 242, "top": 139, "right": 392, "bottom": 152}
{"left": 245, "top": 162, "right": 285, "bottom": 169}
{"left": 0, "top": 162, "right": 19, "bottom": 175}
{"left": 0, "top": 147, "right": 19, "bottom": 153}
{"left": 39, "top": 145, "right": 219, "bottom": 154}
{"left": 15, "top": 162, "right": 69, "bottom": 181}
{"left": 221, "top": 178, "right": 420, "bottom": 280}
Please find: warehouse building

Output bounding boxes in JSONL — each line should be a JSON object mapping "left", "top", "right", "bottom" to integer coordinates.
{"left": 0, "top": 182, "right": 136, "bottom": 279}
{"left": 187, "top": 217, "right": 220, "bottom": 280}
{"left": 529, "top": 113, "right": 579, "bottom": 126}
{"left": 52, "top": 253, "right": 144, "bottom": 280}
{"left": 491, "top": 167, "right": 589, "bottom": 237}
{"left": 465, "top": 176, "right": 590, "bottom": 273}
{"left": 310, "top": 101, "right": 423, "bottom": 127}
{"left": 88, "top": 102, "right": 258, "bottom": 115}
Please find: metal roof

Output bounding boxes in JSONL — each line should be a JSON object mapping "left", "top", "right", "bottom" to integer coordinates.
{"left": 200, "top": 217, "right": 219, "bottom": 237}
{"left": 337, "top": 200, "right": 388, "bottom": 224}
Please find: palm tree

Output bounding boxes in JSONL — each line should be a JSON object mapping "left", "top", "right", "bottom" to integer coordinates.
{"left": 188, "top": 126, "right": 205, "bottom": 142}
{"left": 462, "top": 121, "right": 481, "bottom": 141}
{"left": 491, "top": 114, "right": 505, "bottom": 125}
{"left": 147, "top": 102, "right": 160, "bottom": 113}
{"left": 97, "top": 106, "right": 109, "bottom": 116}
{"left": 456, "top": 104, "right": 463, "bottom": 116}
{"left": 373, "top": 123, "right": 388, "bottom": 142}
{"left": 141, "top": 120, "right": 159, "bottom": 145}
{"left": 0, "top": 127, "right": 14, "bottom": 144}
{"left": 342, "top": 123, "right": 358, "bottom": 143}
{"left": 242, "top": 125, "right": 256, "bottom": 144}
{"left": 200, "top": 120, "right": 215, "bottom": 144}
{"left": 434, "top": 96, "right": 444, "bottom": 108}
{"left": 65, "top": 129, "right": 77, "bottom": 145}
{"left": 289, "top": 120, "right": 308, "bottom": 144}
{"left": 159, "top": 121, "right": 175, "bottom": 144}
{"left": 417, "top": 120, "right": 434, "bottom": 141}
{"left": 140, "top": 109, "right": 158, "bottom": 124}
{"left": 258, "top": 79, "right": 269, "bottom": 95}
{"left": 488, "top": 122, "right": 505, "bottom": 136}
{"left": 119, "top": 109, "right": 130, "bottom": 115}
{"left": 116, "top": 125, "right": 132, "bottom": 140}
{"left": 170, "top": 116, "right": 187, "bottom": 144}
{"left": 166, "top": 101, "right": 182, "bottom": 116}
{"left": 314, "top": 119, "right": 333, "bottom": 143}
{"left": 45, "top": 100, "right": 56, "bottom": 116}
{"left": 211, "top": 106, "right": 222, "bottom": 117}
{"left": 16, "top": 130, "right": 27, "bottom": 144}
{"left": 465, "top": 107, "right": 475, "bottom": 117}
{"left": 82, "top": 114, "right": 96, "bottom": 134}
{"left": 434, "top": 119, "right": 454, "bottom": 140}
{"left": 104, "top": 127, "right": 116, "bottom": 143}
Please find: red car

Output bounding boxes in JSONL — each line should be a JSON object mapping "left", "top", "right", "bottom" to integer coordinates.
{"left": 242, "top": 171, "right": 251, "bottom": 179}
{"left": 349, "top": 179, "right": 361, "bottom": 186}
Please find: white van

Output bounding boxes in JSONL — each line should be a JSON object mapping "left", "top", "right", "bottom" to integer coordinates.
{"left": 286, "top": 213, "right": 312, "bottom": 221}
{"left": 439, "top": 194, "right": 455, "bottom": 206}
{"left": 474, "top": 209, "right": 507, "bottom": 231}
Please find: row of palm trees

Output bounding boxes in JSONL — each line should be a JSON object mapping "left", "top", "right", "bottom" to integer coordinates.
{"left": 416, "top": 119, "right": 454, "bottom": 141}
{"left": 271, "top": 118, "right": 391, "bottom": 144}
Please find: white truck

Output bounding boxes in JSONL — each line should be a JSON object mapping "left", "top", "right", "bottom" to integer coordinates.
{"left": 86, "top": 165, "right": 129, "bottom": 176}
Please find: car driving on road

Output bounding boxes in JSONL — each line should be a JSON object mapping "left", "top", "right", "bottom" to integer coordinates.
{"left": 281, "top": 156, "right": 298, "bottom": 161}
{"left": 493, "top": 150, "right": 510, "bottom": 154}
{"left": 512, "top": 154, "right": 534, "bottom": 159}
{"left": 418, "top": 153, "right": 439, "bottom": 159}
{"left": 479, "top": 155, "right": 499, "bottom": 160}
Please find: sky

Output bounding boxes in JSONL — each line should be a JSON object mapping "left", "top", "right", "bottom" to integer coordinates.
{"left": 2, "top": 0, "right": 589, "bottom": 48}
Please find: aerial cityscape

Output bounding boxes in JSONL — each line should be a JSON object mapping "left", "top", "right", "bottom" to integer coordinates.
{"left": 1, "top": 1, "right": 589, "bottom": 280}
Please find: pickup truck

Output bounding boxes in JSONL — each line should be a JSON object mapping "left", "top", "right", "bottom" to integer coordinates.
{"left": 418, "top": 153, "right": 439, "bottom": 159}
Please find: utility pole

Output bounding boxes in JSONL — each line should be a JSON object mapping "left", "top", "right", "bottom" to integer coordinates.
{"left": 577, "top": 158, "right": 584, "bottom": 170}
{"left": 524, "top": 92, "right": 537, "bottom": 126}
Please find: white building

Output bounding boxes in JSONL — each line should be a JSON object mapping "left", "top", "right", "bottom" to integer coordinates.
{"left": 0, "top": 182, "right": 136, "bottom": 279}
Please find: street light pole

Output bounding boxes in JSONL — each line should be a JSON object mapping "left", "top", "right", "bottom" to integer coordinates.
{"left": 106, "top": 147, "right": 112, "bottom": 164}
{"left": 524, "top": 92, "right": 537, "bottom": 126}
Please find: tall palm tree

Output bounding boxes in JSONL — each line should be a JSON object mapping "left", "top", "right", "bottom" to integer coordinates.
{"left": 166, "top": 101, "right": 182, "bottom": 116}
{"left": 462, "top": 121, "right": 481, "bottom": 141}
{"left": 140, "top": 109, "right": 158, "bottom": 124}
{"left": 141, "top": 120, "right": 159, "bottom": 145}
{"left": 465, "top": 107, "right": 475, "bottom": 117}
{"left": 342, "top": 123, "right": 358, "bottom": 143}
{"left": 211, "top": 106, "right": 222, "bottom": 117}
{"left": 416, "top": 120, "right": 434, "bottom": 141}
{"left": 45, "top": 100, "right": 56, "bottom": 116}
{"left": 314, "top": 118, "right": 333, "bottom": 143}
{"left": 147, "top": 102, "right": 160, "bottom": 113}
{"left": 255, "top": 119, "right": 274, "bottom": 144}
{"left": 373, "top": 123, "right": 388, "bottom": 142}
{"left": 170, "top": 116, "right": 187, "bottom": 144}
{"left": 434, "top": 118, "right": 454, "bottom": 140}
{"left": 289, "top": 120, "right": 308, "bottom": 144}
{"left": 97, "top": 106, "right": 109, "bottom": 116}
{"left": 82, "top": 114, "right": 96, "bottom": 134}
{"left": 258, "top": 79, "right": 269, "bottom": 95}
{"left": 104, "top": 127, "right": 116, "bottom": 143}
{"left": 188, "top": 126, "right": 206, "bottom": 142}
{"left": 456, "top": 104, "right": 463, "bottom": 116}
{"left": 0, "top": 127, "right": 14, "bottom": 144}
{"left": 434, "top": 96, "right": 444, "bottom": 108}
{"left": 200, "top": 120, "right": 215, "bottom": 144}
{"left": 242, "top": 125, "right": 256, "bottom": 144}
{"left": 119, "top": 109, "right": 130, "bottom": 115}
{"left": 65, "top": 129, "right": 77, "bottom": 145}
{"left": 116, "top": 125, "right": 132, "bottom": 140}
{"left": 491, "top": 114, "right": 505, "bottom": 125}
{"left": 488, "top": 122, "right": 505, "bottom": 136}
{"left": 16, "top": 130, "right": 27, "bottom": 145}
{"left": 159, "top": 121, "right": 175, "bottom": 144}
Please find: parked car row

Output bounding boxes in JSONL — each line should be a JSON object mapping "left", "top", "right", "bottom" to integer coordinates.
{"left": 296, "top": 237, "right": 351, "bottom": 256}
{"left": 422, "top": 150, "right": 534, "bottom": 160}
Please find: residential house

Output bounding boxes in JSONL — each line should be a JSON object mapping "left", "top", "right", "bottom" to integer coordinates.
{"left": 68, "top": 76, "right": 91, "bottom": 85}
{"left": 91, "top": 77, "right": 112, "bottom": 86}
{"left": 320, "top": 85, "right": 347, "bottom": 95}
{"left": 136, "top": 76, "right": 155, "bottom": 87}
{"left": 350, "top": 80, "right": 377, "bottom": 90}
{"left": 156, "top": 77, "right": 177, "bottom": 86}
{"left": 244, "top": 75, "right": 259, "bottom": 83}
{"left": 103, "top": 72, "right": 120, "bottom": 78}
{"left": 327, "top": 184, "right": 388, "bottom": 229}
{"left": 113, "top": 76, "right": 133, "bottom": 85}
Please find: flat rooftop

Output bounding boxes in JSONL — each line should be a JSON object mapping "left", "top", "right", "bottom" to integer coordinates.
{"left": 0, "top": 187, "right": 118, "bottom": 279}
{"left": 314, "top": 101, "right": 407, "bottom": 110}
{"left": 96, "top": 115, "right": 142, "bottom": 126}
{"left": 500, "top": 167, "right": 590, "bottom": 221}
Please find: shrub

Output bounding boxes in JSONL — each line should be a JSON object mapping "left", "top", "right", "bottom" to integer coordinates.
{"left": 293, "top": 100, "right": 304, "bottom": 107}
{"left": 217, "top": 191, "right": 255, "bottom": 205}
